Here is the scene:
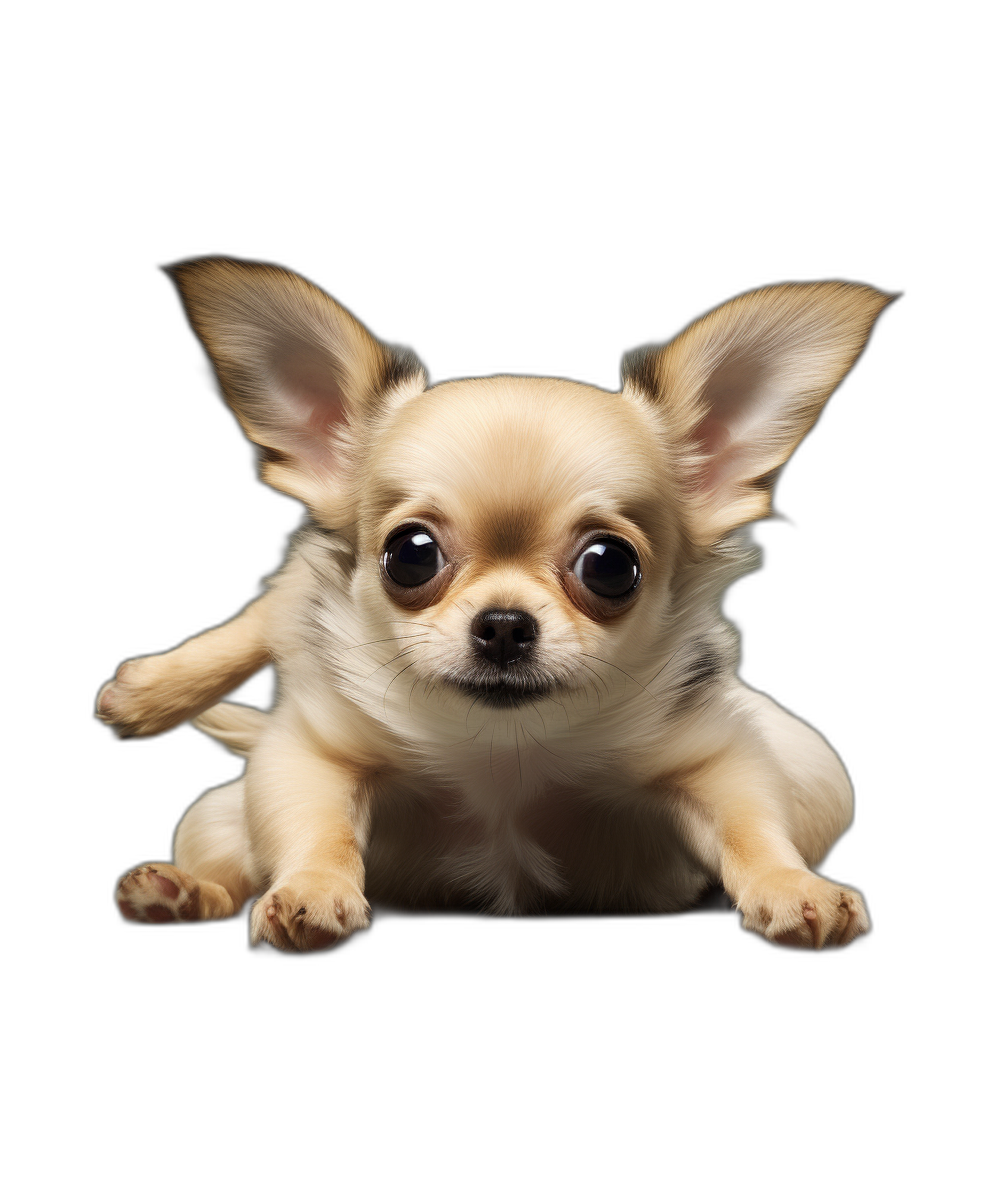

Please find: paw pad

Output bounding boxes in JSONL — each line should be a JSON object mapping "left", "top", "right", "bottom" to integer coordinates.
{"left": 116, "top": 863, "right": 200, "bottom": 923}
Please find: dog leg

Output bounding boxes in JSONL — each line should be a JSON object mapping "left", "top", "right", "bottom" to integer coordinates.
{"left": 245, "top": 714, "right": 371, "bottom": 952}
{"left": 664, "top": 742, "right": 869, "bottom": 947}
{"left": 739, "top": 686, "right": 855, "bottom": 867}
{"left": 116, "top": 777, "right": 260, "bottom": 923}
{"left": 96, "top": 592, "right": 274, "bottom": 736}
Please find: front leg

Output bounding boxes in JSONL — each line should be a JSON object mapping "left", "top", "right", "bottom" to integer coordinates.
{"left": 664, "top": 743, "right": 869, "bottom": 947}
{"left": 245, "top": 711, "right": 371, "bottom": 952}
{"left": 96, "top": 549, "right": 310, "bottom": 737}
{"left": 96, "top": 590, "right": 273, "bottom": 736}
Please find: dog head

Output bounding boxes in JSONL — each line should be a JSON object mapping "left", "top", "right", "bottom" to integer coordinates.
{"left": 169, "top": 259, "right": 891, "bottom": 719}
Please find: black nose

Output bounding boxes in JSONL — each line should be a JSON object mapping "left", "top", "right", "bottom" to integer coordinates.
{"left": 470, "top": 608, "right": 538, "bottom": 668}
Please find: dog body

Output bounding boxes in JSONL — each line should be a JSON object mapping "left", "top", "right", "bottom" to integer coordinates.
{"left": 101, "top": 261, "right": 891, "bottom": 949}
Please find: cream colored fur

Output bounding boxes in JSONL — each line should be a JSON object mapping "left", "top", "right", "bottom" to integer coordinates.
{"left": 100, "top": 260, "right": 892, "bottom": 950}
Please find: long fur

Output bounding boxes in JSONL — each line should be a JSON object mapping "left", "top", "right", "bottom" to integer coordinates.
{"left": 100, "top": 262, "right": 892, "bottom": 950}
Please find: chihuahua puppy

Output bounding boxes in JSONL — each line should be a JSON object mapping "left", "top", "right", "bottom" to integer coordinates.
{"left": 99, "top": 259, "right": 891, "bottom": 950}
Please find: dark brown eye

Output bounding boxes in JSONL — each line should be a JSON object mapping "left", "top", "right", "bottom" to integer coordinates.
{"left": 573, "top": 537, "right": 641, "bottom": 598}
{"left": 382, "top": 527, "right": 444, "bottom": 587}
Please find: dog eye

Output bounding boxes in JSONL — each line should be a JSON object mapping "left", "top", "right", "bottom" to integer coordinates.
{"left": 573, "top": 537, "right": 641, "bottom": 598}
{"left": 382, "top": 527, "right": 445, "bottom": 587}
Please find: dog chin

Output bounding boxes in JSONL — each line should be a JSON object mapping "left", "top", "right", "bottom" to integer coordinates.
{"left": 446, "top": 674, "right": 554, "bottom": 709}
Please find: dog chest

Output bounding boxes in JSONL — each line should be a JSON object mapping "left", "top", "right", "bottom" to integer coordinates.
{"left": 364, "top": 760, "right": 706, "bottom": 914}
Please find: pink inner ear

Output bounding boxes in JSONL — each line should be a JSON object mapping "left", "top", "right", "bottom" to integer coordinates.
{"left": 699, "top": 439, "right": 751, "bottom": 494}
{"left": 270, "top": 341, "right": 350, "bottom": 471}
{"left": 693, "top": 415, "right": 731, "bottom": 460}
{"left": 301, "top": 378, "right": 349, "bottom": 433}
{"left": 691, "top": 345, "right": 771, "bottom": 492}
{"left": 692, "top": 409, "right": 737, "bottom": 493}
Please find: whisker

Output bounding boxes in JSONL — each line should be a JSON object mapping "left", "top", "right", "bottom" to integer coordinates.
{"left": 364, "top": 642, "right": 427, "bottom": 683}
{"left": 407, "top": 673, "right": 425, "bottom": 718}
{"left": 579, "top": 652, "right": 658, "bottom": 702}
{"left": 580, "top": 658, "right": 612, "bottom": 695}
{"left": 575, "top": 660, "right": 605, "bottom": 713}
{"left": 524, "top": 726, "right": 557, "bottom": 757}
{"left": 467, "top": 717, "right": 491, "bottom": 748}
{"left": 644, "top": 645, "right": 688, "bottom": 691}
{"left": 344, "top": 632, "right": 431, "bottom": 653}
{"left": 383, "top": 660, "right": 420, "bottom": 717}
{"left": 549, "top": 694, "right": 572, "bottom": 733}
{"left": 489, "top": 718, "right": 497, "bottom": 785}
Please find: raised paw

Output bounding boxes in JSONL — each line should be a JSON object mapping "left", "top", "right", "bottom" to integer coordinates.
{"left": 738, "top": 868, "right": 869, "bottom": 949}
{"left": 116, "top": 863, "right": 202, "bottom": 923}
{"left": 249, "top": 869, "right": 370, "bottom": 953}
{"left": 96, "top": 655, "right": 198, "bottom": 737}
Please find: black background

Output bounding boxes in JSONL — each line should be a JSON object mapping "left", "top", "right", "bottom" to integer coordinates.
{"left": 59, "top": 166, "right": 933, "bottom": 1056}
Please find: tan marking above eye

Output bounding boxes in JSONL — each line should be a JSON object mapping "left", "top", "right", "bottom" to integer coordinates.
{"left": 371, "top": 498, "right": 657, "bottom": 623}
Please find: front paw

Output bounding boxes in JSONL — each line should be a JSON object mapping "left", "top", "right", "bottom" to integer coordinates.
{"left": 116, "top": 862, "right": 202, "bottom": 922}
{"left": 96, "top": 655, "right": 193, "bottom": 736}
{"left": 249, "top": 869, "right": 370, "bottom": 952}
{"left": 738, "top": 868, "right": 869, "bottom": 948}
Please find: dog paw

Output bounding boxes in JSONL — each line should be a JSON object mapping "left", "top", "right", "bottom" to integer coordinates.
{"left": 738, "top": 869, "right": 869, "bottom": 948}
{"left": 96, "top": 656, "right": 193, "bottom": 736}
{"left": 249, "top": 869, "right": 370, "bottom": 952}
{"left": 116, "top": 863, "right": 202, "bottom": 923}
{"left": 96, "top": 658, "right": 165, "bottom": 736}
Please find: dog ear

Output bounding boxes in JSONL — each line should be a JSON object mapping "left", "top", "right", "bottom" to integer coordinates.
{"left": 166, "top": 257, "right": 426, "bottom": 517}
{"left": 622, "top": 282, "right": 894, "bottom": 545}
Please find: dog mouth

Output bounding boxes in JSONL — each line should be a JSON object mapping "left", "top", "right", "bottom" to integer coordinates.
{"left": 445, "top": 672, "right": 555, "bottom": 709}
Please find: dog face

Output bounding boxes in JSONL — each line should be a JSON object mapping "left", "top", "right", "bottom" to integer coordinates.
{"left": 169, "top": 259, "right": 891, "bottom": 719}
{"left": 354, "top": 375, "right": 678, "bottom": 709}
